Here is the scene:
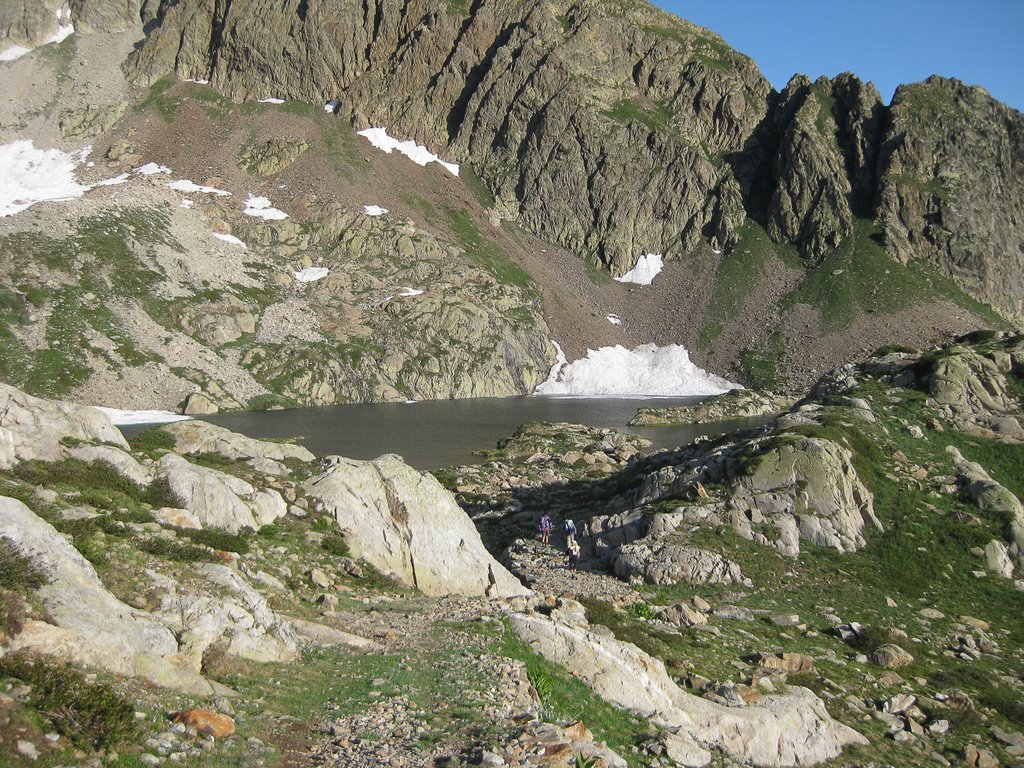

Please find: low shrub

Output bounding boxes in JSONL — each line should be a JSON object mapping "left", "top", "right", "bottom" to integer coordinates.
{"left": 0, "top": 652, "right": 140, "bottom": 749}
{"left": 0, "top": 538, "right": 46, "bottom": 590}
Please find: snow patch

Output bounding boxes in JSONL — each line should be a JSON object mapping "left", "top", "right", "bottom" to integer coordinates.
{"left": 184, "top": 78, "right": 209, "bottom": 84}
{"left": 606, "top": 314, "right": 621, "bottom": 325}
{"left": 258, "top": 97, "right": 286, "bottom": 104}
{"left": 397, "top": 287, "right": 424, "bottom": 297}
{"left": 243, "top": 194, "right": 288, "bottom": 220}
{"left": 294, "top": 267, "right": 329, "bottom": 283}
{"left": 0, "top": 45, "right": 32, "bottom": 62}
{"left": 356, "top": 127, "right": 459, "bottom": 176}
{"left": 614, "top": 253, "right": 664, "bottom": 286}
{"left": 324, "top": 99, "right": 340, "bottom": 113}
{"left": 0, "top": 140, "right": 91, "bottom": 217}
{"left": 135, "top": 162, "right": 171, "bottom": 175}
{"left": 363, "top": 204, "right": 388, "bottom": 216}
{"left": 213, "top": 232, "right": 247, "bottom": 248}
{"left": 93, "top": 173, "right": 130, "bottom": 187}
{"left": 95, "top": 407, "right": 192, "bottom": 426}
{"left": 535, "top": 342, "right": 739, "bottom": 398}
{"left": 167, "top": 179, "right": 231, "bottom": 196}
{"left": 47, "top": 8, "right": 74, "bottom": 45}
{"left": 179, "top": 199, "right": 194, "bottom": 208}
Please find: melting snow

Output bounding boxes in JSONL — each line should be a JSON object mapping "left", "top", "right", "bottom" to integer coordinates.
{"left": 0, "top": 140, "right": 91, "bottom": 217}
{"left": 324, "top": 99, "right": 340, "bottom": 112}
{"left": 0, "top": 45, "right": 32, "bottom": 62}
{"left": 535, "top": 342, "right": 739, "bottom": 398}
{"left": 606, "top": 314, "right": 621, "bottom": 325}
{"left": 397, "top": 287, "right": 424, "bottom": 297}
{"left": 48, "top": 9, "right": 74, "bottom": 45}
{"left": 95, "top": 407, "right": 192, "bottom": 426}
{"left": 167, "top": 179, "right": 231, "bottom": 196}
{"left": 135, "top": 162, "right": 171, "bottom": 175}
{"left": 614, "top": 253, "right": 664, "bottom": 286}
{"left": 180, "top": 199, "right": 194, "bottom": 208}
{"left": 356, "top": 127, "right": 459, "bottom": 176}
{"left": 213, "top": 233, "right": 247, "bottom": 248}
{"left": 93, "top": 173, "right": 130, "bottom": 187}
{"left": 294, "top": 267, "right": 329, "bottom": 282}
{"left": 258, "top": 97, "right": 286, "bottom": 104}
{"left": 243, "top": 194, "right": 288, "bottom": 220}
{"left": 184, "top": 78, "right": 209, "bottom": 84}
{"left": 363, "top": 204, "right": 388, "bottom": 216}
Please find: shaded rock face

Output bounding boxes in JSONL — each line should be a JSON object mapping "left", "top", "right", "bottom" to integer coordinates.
{"left": 877, "top": 77, "right": 1024, "bottom": 317}
{"left": 125, "top": 0, "right": 772, "bottom": 273}
{"left": 0, "top": 383, "right": 129, "bottom": 470}
{"left": 304, "top": 454, "right": 529, "bottom": 598}
{"left": 510, "top": 612, "right": 867, "bottom": 766}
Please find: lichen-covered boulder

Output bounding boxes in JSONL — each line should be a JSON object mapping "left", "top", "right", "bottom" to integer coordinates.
{"left": 0, "top": 383, "right": 128, "bottom": 470}
{"left": 614, "top": 538, "right": 745, "bottom": 586}
{"left": 304, "top": 454, "right": 528, "bottom": 598}
{"left": 730, "top": 436, "right": 881, "bottom": 556}
{"left": 158, "top": 454, "right": 288, "bottom": 532}
{"left": 0, "top": 497, "right": 210, "bottom": 694}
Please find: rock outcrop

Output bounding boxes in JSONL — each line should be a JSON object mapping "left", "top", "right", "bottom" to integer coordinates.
{"left": 630, "top": 389, "right": 791, "bottom": 425}
{"left": 0, "top": 383, "right": 129, "bottom": 470}
{"left": 0, "top": 496, "right": 211, "bottom": 694}
{"left": 124, "top": 0, "right": 771, "bottom": 273}
{"left": 614, "top": 537, "right": 745, "bottom": 586}
{"left": 729, "top": 436, "right": 881, "bottom": 556}
{"left": 158, "top": 453, "right": 288, "bottom": 532}
{"left": 877, "top": 77, "right": 1024, "bottom": 317}
{"left": 304, "top": 454, "right": 529, "bottom": 598}
{"left": 162, "top": 420, "right": 316, "bottom": 466}
{"left": 511, "top": 612, "right": 867, "bottom": 766}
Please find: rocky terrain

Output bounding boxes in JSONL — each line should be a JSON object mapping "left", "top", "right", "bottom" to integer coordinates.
{"left": 1, "top": 332, "right": 1023, "bottom": 767}
{"left": 1, "top": 3, "right": 1024, "bottom": 766}
{"left": 0, "top": 0, "right": 1019, "bottom": 410}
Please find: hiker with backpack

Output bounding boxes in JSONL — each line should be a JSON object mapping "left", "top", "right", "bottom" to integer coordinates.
{"left": 538, "top": 513, "right": 552, "bottom": 544}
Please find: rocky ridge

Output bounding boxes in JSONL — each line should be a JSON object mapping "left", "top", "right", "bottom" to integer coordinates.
{"left": 116, "top": 0, "right": 1024, "bottom": 319}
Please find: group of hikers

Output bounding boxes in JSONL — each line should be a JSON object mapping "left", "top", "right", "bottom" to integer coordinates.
{"left": 538, "top": 513, "right": 581, "bottom": 572}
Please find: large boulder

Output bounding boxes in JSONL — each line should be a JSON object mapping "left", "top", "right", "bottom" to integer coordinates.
{"left": 614, "top": 538, "right": 745, "bottom": 586}
{"left": 0, "top": 497, "right": 210, "bottom": 694}
{"left": 304, "top": 454, "right": 528, "bottom": 598}
{"left": 730, "top": 436, "right": 881, "bottom": 555}
{"left": 162, "top": 420, "right": 315, "bottom": 465}
{"left": 157, "top": 454, "right": 288, "bottom": 532}
{"left": 0, "top": 383, "right": 128, "bottom": 470}
{"left": 146, "top": 565, "right": 299, "bottom": 671}
{"left": 510, "top": 613, "right": 866, "bottom": 766}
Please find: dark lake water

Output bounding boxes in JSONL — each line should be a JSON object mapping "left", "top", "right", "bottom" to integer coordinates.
{"left": 135, "top": 396, "right": 766, "bottom": 470}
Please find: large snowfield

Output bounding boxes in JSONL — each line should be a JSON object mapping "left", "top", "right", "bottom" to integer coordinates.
{"left": 535, "top": 342, "right": 739, "bottom": 398}
{"left": 94, "top": 407, "right": 192, "bottom": 426}
{"left": 0, "top": 140, "right": 92, "bottom": 217}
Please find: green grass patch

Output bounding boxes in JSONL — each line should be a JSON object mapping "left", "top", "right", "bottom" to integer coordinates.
{"left": 780, "top": 218, "right": 1009, "bottom": 332}
{"left": 602, "top": 98, "right": 673, "bottom": 133}
{"left": 127, "top": 427, "right": 176, "bottom": 454}
{"left": 0, "top": 538, "right": 47, "bottom": 590}
{"left": 500, "top": 625, "right": 651, "bottom": 765}
{"left": 443, "top": 205, "right": 533, "bottom": 288}
{"left": 134, "top": 76, "right": 179, "bottom": 122}
{"left": 12, "top": 459, "right": 184, "bottom": 514}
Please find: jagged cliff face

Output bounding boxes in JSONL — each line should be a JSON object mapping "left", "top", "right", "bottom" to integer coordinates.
{"left": 122, "top": 0, "right": 1024, "bottom": 318}
{"left": 124, "top": 0, "right": 771, "bottom": 273}
{"left": 877, "top": 77, "right": 1024, "bottom": 317}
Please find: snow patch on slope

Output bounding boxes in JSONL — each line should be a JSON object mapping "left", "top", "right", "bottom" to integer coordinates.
{"left": 535, "top": 343, "right": 739, "bottom": 398}
{"left": 356, "top": 127, "right": 459, "bottom": 176}
{"left": 614, "top": 253, "right": 664, "bottom": 286}
{"left": 243, "top": 194, "right": 288, "bottom": 220}
{"left": 294, "top": 267, "right": 329, "bottom": 283}
{"left": 0, "top": 140, "right": 91, "bottom": 217}
{"left": 95, "top": 407, "right": 191, "bottom": 426}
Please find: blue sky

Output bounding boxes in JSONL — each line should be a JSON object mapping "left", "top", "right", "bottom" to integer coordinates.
{"left": 651, "top": 1, "right": 1024, "bottom": 112}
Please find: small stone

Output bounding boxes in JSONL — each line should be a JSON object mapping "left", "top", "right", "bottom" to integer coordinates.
{"left": 140, "top": 755, "right": 161, "bottom": 767}
{"left": 918, "top": 608, "right": 945, "bottom": 619}
{"left": 929, "top": 720, "right": 950, "bottom": 735}
{"left": 17, "top": 740, "right": 39, "bottom": 760}
{"left": 870, "top": 644, "right": 914, "bottom": 668}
